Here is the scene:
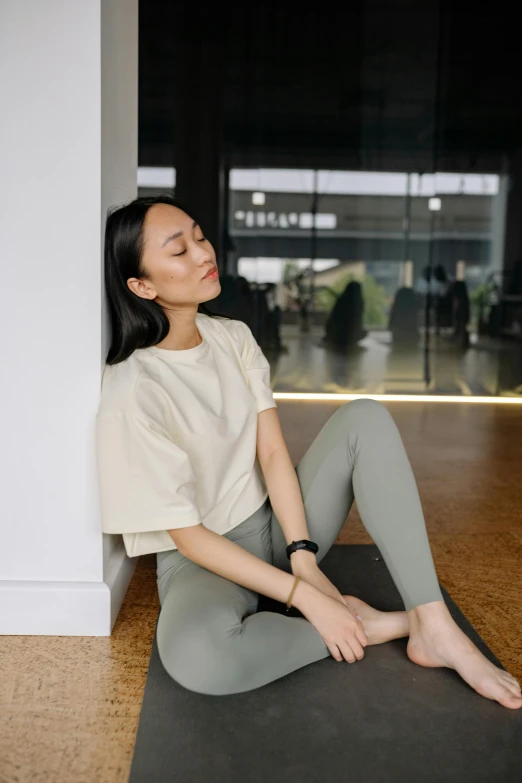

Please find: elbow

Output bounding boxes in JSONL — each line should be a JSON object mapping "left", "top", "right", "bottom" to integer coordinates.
{"left": 258, "top": 443, "right": 285, "bottom": 473}
{"left": 168, "top": 522, "right": 203, "bottom": 554}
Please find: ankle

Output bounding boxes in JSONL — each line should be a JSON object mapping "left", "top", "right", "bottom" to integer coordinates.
{"left": 408, "top": 600, "right": 450, "bottom": 625}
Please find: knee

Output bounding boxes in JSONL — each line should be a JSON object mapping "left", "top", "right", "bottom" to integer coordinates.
{"left": 338, "top": 397, "right": 393, "bottom": 428}
{"left": 157, "top": 625, "right": 244, "bottom": 696}
{"left": 335, "top": 398, "right": 397, "bottom": 444}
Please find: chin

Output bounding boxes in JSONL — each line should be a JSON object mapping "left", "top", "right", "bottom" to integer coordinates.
{"left": 201, "top": 284, "right": 221, "bottom": 302}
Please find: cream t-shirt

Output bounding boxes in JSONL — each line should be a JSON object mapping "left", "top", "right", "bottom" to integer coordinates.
{"left": 95, "top": 313, "right": 277, "bottom": 558}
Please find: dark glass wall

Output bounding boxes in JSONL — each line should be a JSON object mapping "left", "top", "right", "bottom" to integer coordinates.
{"left": 139, "top": 1, "right": 522, "bottom": 396}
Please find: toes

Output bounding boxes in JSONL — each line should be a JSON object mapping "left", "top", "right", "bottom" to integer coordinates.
{"left": 500, "top": 680, "right": 522, "bottom": 705}
{"left": 506, "top": 680, "right": 522, "bottom": 697}
{"left": 503, "top": 693, "right": 522, "bottom": 709}
{"left": 500, "top": 671, "right": 521, "bottom": 692}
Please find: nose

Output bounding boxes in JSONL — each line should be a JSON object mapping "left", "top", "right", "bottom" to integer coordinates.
{"left": 194, "top": 243, "right": 212, "bottom": 263}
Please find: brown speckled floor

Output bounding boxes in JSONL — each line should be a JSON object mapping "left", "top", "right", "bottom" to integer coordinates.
{"left": 1, "top": 402, "right": 521, "bottom": 783}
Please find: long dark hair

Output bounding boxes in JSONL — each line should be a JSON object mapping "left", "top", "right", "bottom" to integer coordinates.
{"left": 104, "top": 194, "right": 230, "bottom": 364}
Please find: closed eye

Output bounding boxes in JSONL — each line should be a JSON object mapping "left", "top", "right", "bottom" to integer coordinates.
{"left": 172, "top": 237, "right": 207, "bottom": 256}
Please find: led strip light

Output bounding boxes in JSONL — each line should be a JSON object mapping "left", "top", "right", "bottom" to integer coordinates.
{"left": 273, "top": 393, "right": 522, "bottom": 404}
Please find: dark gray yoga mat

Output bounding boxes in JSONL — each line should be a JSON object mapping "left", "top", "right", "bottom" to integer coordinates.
{"left": 129, "top": 544, "right": 522, "bottom": 783}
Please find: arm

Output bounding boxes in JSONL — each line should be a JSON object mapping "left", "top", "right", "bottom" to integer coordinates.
{"left": 168, "top": 524, "right": 315, "bottom": 611}
{"left": 165, "top": 397, "right": 338, "bottom": 610}
{"left": 255, "top": 407, "right": 318, "bottom": 574}
{"left": 255, "top": 407, "right": 351, "bottom": 605}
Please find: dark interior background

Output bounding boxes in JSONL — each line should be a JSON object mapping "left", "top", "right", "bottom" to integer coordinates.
{"left": 136, "top": 0, "right": 522, "bottom": 396}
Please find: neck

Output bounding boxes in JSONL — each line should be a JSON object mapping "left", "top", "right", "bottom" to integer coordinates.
{"left": 156, "top": 307, "right": 202, "bottom": 350}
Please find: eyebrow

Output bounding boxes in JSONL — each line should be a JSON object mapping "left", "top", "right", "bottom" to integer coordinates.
{"left": 161, "top": 220, "right": 198, "bottom": 247}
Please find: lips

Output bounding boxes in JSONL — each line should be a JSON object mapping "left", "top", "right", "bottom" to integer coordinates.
{"left": 203, "top": 267, "right": 218, "bottom": 279}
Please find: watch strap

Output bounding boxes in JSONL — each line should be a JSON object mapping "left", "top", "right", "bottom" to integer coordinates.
{"left": 286, "top": 539, "right": 319, "bottom": 559}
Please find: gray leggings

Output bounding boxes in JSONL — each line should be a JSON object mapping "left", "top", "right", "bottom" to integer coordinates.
{"left": 156, "top": 399, "right": 444, "bottom": 696}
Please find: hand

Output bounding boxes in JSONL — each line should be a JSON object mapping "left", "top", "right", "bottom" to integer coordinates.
{"left": 294, "top": 581, "right": 369, "bottom": 663}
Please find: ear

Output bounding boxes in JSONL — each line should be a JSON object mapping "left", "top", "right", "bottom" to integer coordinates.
{"left": 127, "top": 277, "right": 156, "bottom": 300}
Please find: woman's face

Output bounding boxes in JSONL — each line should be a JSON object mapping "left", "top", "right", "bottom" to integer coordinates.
{"left": 128, "top": 203, "right": 220, "bottom": 306}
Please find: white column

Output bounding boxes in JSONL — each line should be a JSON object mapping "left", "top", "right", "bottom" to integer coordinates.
{"left": 0, "top": 0, "right": 138, "bottom": 635}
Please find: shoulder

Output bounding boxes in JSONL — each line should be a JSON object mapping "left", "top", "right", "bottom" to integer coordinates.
{"left": 98, "top": 352, "right": 143, "bottom": 415}
{"left": 199, "top": 313, "right": 254, "bottom": 350}
{"left": 204, "top": 313, "right": 253, "bottom": 340}
{"left": 97, "top": 349, "right": 167, "bottom": 426}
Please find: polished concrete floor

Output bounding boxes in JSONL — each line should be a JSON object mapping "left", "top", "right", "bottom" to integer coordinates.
{"left": 1, "top": 401, "right": 521, "bottom": 782}
{"left": 269, "top": 325, "right": 522, "bottom": 396}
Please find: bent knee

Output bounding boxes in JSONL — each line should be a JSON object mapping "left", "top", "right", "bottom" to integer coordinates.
{"left": 339, "top": 397, "right": 392, "bottom": 423}
{"left": 157, "top": 628, "right": 245, "bottom": 696}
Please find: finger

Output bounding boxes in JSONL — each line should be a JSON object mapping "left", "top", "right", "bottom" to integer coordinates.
{"left": 338, "top": 640, "right": 357, "bottom": 663}
{"left": 348, "top": 634, "right": 365, "bottom": 661}
{"left": 356, "top": 625, "right": 369, "bottom": 648}
{"left": 326, "top": 642, "right": 344, "bottom": 662}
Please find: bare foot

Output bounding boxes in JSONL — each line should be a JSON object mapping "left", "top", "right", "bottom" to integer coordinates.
{"left": 407, "top": 601, "right": 522, "bottom": 710}
{"left": 343, "top": 595, "right": 409, "bottom": 645}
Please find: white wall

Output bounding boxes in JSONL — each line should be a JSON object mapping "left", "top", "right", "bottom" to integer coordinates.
{"left": 0, "top": 0, "right": 138, "bottom": 634}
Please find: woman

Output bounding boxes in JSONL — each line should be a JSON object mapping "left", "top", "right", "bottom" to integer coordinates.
{"left": 324, "top": 280, "right": 367, "bottom": 350}
{"left": 95, "top": 195, "right": 521, "bottom": 706}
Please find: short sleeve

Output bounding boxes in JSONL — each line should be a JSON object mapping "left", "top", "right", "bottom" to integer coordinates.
{"left": 95, "top": 412, "right": 202, "bottom": 535}
{"left": 235, "top": 320, "right": 277, "bottom": 414}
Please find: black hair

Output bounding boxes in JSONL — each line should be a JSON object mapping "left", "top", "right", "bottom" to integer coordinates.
{"left": 103, "top": 194, "right": 230, "bottom": 364}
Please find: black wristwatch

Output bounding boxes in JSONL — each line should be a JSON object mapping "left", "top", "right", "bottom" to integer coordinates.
{"left": 286, "top": 539, "right": 319, "bottom": 559}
